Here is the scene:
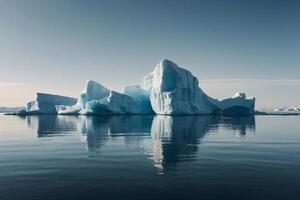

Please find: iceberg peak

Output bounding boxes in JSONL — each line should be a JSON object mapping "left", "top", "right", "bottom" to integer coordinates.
{"left": 159, "top": 58, "right": 178, "bottom": 68}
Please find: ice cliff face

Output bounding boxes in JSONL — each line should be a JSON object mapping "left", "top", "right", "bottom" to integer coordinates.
{"left": 26, "top": 93, "right": 77, "bottom": 114}
{"left": 147, "top": 59, "right": 217, "bottom": 114}
{"left": 57, "top": 80, "right": 141, "bottom": 114}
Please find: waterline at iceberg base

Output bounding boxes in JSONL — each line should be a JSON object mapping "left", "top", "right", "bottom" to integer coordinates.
{"left": 14, "top": 59, "right": 255, "bottom": 116}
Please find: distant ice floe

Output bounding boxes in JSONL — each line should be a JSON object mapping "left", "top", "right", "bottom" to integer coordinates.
{"left": 272, "top": 107, "right": 300, "bottom": 114}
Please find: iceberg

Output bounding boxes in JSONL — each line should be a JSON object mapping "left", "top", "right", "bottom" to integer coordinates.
{"left": 125, "top": 59, "right": 255, "bottom": 115}
{"left": 16, "top": 58, "right": 256, "bottom": 116}
{"left": 125, "top": 59, "right": 217, "bottom": 114}
{"left": 57, "top": 80, "right": 142, "bottom": 115}
{"left": 58, "top": 59, "right": 255, "bottom": 115}
{"left": 209, "top": 92, "right": 255, "bottom": 115}
{"left": 26, "top": 93, "right": 77, "bottom": 114}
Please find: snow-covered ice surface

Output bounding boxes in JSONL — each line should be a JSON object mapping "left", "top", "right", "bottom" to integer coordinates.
{"left": 26, "top": 93, "right": 77, "bottom": 114}
{"left": 57, "top": 80, "right": 142, "bottom": 114}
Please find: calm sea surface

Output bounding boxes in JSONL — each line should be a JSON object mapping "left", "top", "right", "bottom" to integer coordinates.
{"left": 0, "top": 114, "right": 299, "bottom": 200}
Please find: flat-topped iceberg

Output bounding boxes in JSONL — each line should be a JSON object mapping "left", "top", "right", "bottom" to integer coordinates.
{"left": 26, "top": 93, "right": 77, "bottom": 114}
{"left": 56, "top": 80, "right": 143, "bottom": 115}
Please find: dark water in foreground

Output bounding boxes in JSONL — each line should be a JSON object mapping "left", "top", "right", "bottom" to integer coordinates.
{"left": 0, "top": 114, "right": 299, "bottom": 200}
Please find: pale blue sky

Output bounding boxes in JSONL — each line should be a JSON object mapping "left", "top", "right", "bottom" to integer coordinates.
{"left": 0, "top": 0, "right": 299, "bottom": 108}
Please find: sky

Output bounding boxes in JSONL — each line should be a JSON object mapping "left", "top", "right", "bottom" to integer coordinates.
{"left": 0, "top": 0, "right": 299, "bottom": 108}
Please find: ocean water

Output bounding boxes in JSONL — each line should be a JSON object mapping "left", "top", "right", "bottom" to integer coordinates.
{"left": 0, "top": 114, "right": 299, "bottom": 200}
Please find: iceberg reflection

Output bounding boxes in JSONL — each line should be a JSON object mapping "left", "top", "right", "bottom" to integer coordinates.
{"left": 26, "top": 115, "right": 255, "bottom": 172}
{"left": 220, "top": 116, "right": 255, "bottom": 135}
{"left": 149, "top": 115, "right": 255, "bottom": 172}
{"left": 27, "top": 115, "right": 78, "bottom": 136}
{"left": 78, "top": 115, "right": 153, "bottom": 154}
{"left": 150, "top": 116, "right": 217, "bottom": 172}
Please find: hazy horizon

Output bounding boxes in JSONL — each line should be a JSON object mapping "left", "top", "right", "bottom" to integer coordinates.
{"left": 0, "top": 0, "right": 299, "bottom": 108}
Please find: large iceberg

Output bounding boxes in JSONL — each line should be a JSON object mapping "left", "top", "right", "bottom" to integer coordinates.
{"left": 26, "top": 93, "right": 77, "bottom": 114}
{"left": 125, "top": 59, "right": 218, "bottom": 114}
{"left": 125, "top": 59, "right": 255, "bottom": 115}
{"left": 16, "top": 58, "right": 255, "bottom": 116}
{"left": 56, "top": 80, "right": 143, "bottom": 115}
